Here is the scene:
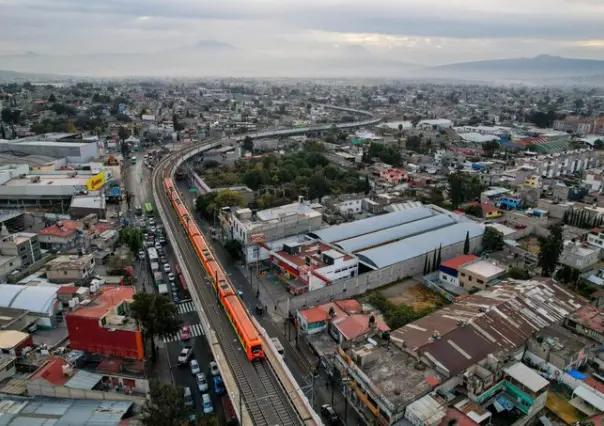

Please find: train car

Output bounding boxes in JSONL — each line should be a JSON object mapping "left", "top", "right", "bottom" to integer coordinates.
{"left": 163, "top": 177, "right": 264, "bottom": 361}
{"left": 223, "top": 294, "right": 264, "bottom": 361}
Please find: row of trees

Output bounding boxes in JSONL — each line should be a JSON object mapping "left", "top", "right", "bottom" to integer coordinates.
{"left": 365, "top": 143, "right": 402, "bottom": 166}
{"left": 563, "top": 208, "right": 604, "bottom": 229}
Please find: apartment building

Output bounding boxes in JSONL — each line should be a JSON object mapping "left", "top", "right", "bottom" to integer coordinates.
{"left": 516, "top": 149, "right": 604, "bottom": 178}
{"left": 45, "top": 254, "right": 95, "bottom": 283}
{"left": 0, "top": 232, "right": 42, "bottom": 268}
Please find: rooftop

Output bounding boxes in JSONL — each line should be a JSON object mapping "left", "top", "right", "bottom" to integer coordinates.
{"left": 440, "top": 255, "right": 479, "bottom": 271}
{"left": 45, "top": 254, "right": 94, "bottom": 270}
{"left": 567, "top": 304, "right": 604, "bottom": 334}
{"left": 391, "top": 280, "right": 585, "bottom": 376}
{"left": 460, "top": 260, "right": 506, "bottom": 278}
{"left": 0, "top": 232, "right": 36, "bottom": 246}
{"left": 255, "top": 202, "right": 321, "bottom": 223}
{"left": 0, "top": 330, "right": 30, "bottom": 350}
{"left": 38, "top": 220, "right": 81, "bottom": 238}
{"left": 298, "top": 299, "right": 362, "bottom": 323}
{"left": 504, "top": 362, "right": 549, "bottom": 393}
{"left": 67, "top": 286, "right": 138, "bottom": 331}
{"left": 532, "top": 323, "right": 593, "bottom": 360}
{"left": 4, "top": 175, "right": 89, "bottom": 187}
{"left": 332, "top": 314, "right": 389, "bottom": 340}
{"left": 29, "top": 357, "right": 103, "bottom": 390}
{"left": 0, "top": 284, "right": 59, "bottom": 315}
{"left": 273, "top": 241, "right": 353, "bottom": 270}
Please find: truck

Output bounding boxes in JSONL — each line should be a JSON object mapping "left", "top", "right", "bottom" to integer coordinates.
{"left": 153, "top": 271, "right": 163, "bottom": 284}
{"left": 158, "top": 283, "right": 169, "bottom": 295}
{"left": 147, "top": 247, "right": 158, "bottom": 262}
{"left": 150, "top": 261, "right": 159, "bottom": 273}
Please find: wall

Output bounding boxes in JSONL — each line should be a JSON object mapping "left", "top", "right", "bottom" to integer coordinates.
{"left": 279, "top": 236, "right": 482, "bottom": 314}
{"left": 27, "top": 380, "right": 145, "bottom": 403}
{"left": 0, "top": 255, "right": 21, "bottom": 281}
{"left": 65, "top": 315, "right": 144, "bottom": 360}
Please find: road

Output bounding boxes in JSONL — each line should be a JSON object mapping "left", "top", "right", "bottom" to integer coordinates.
{"left": 123, "top": 150, "right": 225, "bottom": 421}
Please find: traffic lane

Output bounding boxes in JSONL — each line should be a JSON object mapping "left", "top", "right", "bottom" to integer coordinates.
{"left": 167, "top": 328, "right": 225, "bottom": 421}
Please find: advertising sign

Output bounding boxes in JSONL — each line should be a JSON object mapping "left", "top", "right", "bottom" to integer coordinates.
{"left": 249, "top": 233, "right": 266, "bottom": 243}
{"left": 86, "top": 171, "right": 106, "bottom": 191}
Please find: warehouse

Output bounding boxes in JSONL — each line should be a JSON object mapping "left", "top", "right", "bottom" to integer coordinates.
{"left": 0, "top": 138, "right": 98, "bottom": 163}
{"left": 0, "top": 284, "right": 62, "bottom": 327}
{"left": 308, "top": 207, "right": 435, "bottom": 243}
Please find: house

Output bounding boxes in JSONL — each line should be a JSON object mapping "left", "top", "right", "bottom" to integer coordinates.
{"left": 523, "top": 175, "right": 542, "bottom": 188}
{"left": 458, "top": 260, "right": 506, "bottom": 290}
{"left": 37, "top": 220, "right": 83, "bottom": 251}
{"left": 439, "top": 254, "right": 479, "bottom": 286}
{"left": 379, "top": 168, "right": 408, "bottom": 185}
{"left": 65, "top": 285, "right": 144, "bottom": 360}
{"left": 559, "top": 241, "right": 600, "bottom": 271}
{"left": 296, "top": 299, "right": 362, "bottom": 335}
{"left": 564, "top": 305, "right": 604, "bottom": 343}
{"left": 0, "top": 232, "right": 42, "bottom": 268}
{"left": 45, "top": 254, "right": 95, "bottom": 283}
{"left": 329, "top": 313, "right": 389, "bottom": 346}
{"left": 467, "top": 202, "right": 502, "bottom": 219}
{"left": 0, "top": 330, "right": 33, "bottom": 357}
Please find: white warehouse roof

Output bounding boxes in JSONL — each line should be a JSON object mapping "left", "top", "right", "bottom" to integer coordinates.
{"left": 0, "top": 284, "right": 59, "bottom": 315}
{"left": 308, "top": 208, "right": 434, "bottom": 243}
{"left": 335, "top": 214, "right": 456, "bottom": 253}
{"left": 356, "top": 223, "right": 484, "bottom": 269}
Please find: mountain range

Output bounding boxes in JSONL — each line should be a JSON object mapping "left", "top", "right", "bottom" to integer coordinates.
{"left": 0, "top": 45, "right": 603, "bottom": 82}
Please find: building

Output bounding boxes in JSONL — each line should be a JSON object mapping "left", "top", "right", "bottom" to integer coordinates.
{"left": 559, "top": 241, "right": 600, "bottom": 271}
{"left": 0, "top": 253, "right": 21, "bottom": 281}
{"left": 439, "top": 255, "right": 479, "bottom": 286}
{"left": 224, "top": 202, "right": 323, "bottom": 263}
{"left": 0, "top": 232, "right": 42, "bottom": 268}
{"left": 458, "top": 260, "right": 506, "bottom": 290}
{"left": 65, "top": 285, "right": 144, "bottom": 360}
{"left": 586, "top": 228, "right": 604, "bottom": 251}
{"left": 45, "top": 254, "right": 95, "bottom": 283}
{"left": 467, "top": 202, "right": 502, "bottom": 219}
{"left": 564, "top": 305, "right": 604, "bottom": 343}
{"left": 0, "top": 137, "right": 98, "bottom": 163}
{"left": 0, "top": 284, "right": 61, "bottom": 327}
{"left": 480, "top": 187, "right": 512, "bottom": 204}
{"left": 296, "top": 299, "right": 361, "bottom": 334}
{"left": 268, "top": 240, "right": 358, "bottom": 292}
{"left": 523, "top": 175, "right": 542, "bottom": 188}
{"left": 38, "top": 220, "right": 83, "bottom": 251}
{"left": 0, "top": 330, "right": 33, "bottom": 357}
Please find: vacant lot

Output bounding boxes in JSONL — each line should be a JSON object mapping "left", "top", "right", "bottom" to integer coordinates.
{"left": 387, "top": 283, "right": 445, "bottom": 311}
{"left": 518, "top": 236, "right": 541, "bottom": 255}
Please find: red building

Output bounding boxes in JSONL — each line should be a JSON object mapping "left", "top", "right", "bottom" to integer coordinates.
{"left": 65, "top": 286, "right": 144, "bottom": 360}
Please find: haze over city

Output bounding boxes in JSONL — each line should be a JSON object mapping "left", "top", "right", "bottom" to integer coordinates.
{"left": 1, "top": 0, "right": 604, "bottom": 78}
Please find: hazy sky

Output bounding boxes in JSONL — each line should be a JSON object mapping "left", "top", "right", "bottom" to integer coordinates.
{"left": 1, "top": 0, "right": 604, "bottom": 65}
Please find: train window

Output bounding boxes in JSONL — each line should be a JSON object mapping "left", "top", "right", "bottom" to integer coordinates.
{"left": 251, "top": 345, "right": 262, "bottom": 354}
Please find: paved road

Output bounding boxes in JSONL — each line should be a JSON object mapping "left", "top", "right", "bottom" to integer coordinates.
{"left": 177, "top": 180, "right": 362, "bottom": 425}
{"left": 124, "top": 150, "right": 225, "bottom": 421}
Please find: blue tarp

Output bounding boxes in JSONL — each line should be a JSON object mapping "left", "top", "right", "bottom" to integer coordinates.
{"left": 567, "top": 369, "right": 587, "bottom": 380}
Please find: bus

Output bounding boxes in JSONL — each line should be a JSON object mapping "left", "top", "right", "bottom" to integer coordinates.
{"left": 131, "top": 156, "right": 137, "bottom": 164}
{"left": 144, "top": 203, "right": 153, "bottom": 216}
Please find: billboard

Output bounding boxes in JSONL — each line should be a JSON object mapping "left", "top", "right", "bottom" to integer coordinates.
{"left": 249, "top": 233, "right": 266, "bottom": 243}
{"left": 86, "top": 171, "right": 106, "bottom": 191}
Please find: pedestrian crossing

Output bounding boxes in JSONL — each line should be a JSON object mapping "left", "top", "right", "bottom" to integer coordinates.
{"left": 176, "top": 301, "right": 195, "bottom": 314}
{"left": 162, "top": 323, "right": 204, "bottom": 343}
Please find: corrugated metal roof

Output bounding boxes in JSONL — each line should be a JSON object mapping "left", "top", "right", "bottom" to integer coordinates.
{"left": 504, "top": 363, "right": 549, "bottom": 392}
{"left": 336, "top": 214, "right": 456, "bottom": 253}
{"left": 357, "top": 223, "right": 484, "bottom": 269}
{"left": 308, "top": 208, "right": 434, "bottom": 243}
{"left": 65, "top": 370, "right": 103, "bottom": 390}
{"left": 0, "top": 285, "right": 59, "bottom": 315}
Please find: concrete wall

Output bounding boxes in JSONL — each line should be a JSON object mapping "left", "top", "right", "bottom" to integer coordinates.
{"left": 27, "top": 380, "right": 146, "bottom": 403}
{"left": 279, "top": 235, "right": 482, "bottom": 314}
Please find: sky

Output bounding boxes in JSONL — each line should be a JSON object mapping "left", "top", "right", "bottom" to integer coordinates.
{"left": 1, "top": 0, "right": 604, "bottom": 74}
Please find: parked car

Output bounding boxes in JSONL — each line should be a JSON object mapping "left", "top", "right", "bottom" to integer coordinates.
{"left": 177, "top": 346, "right": 193, "bottom": 364}
{"left": 180, "top": 326, "right": 191, "bottom": 341}
{"left": 173, "top": 294, "right": 180, "bottom": 303}
{"left": 190, "top": 360, "right": 200, "bottom": 375}
{"left": 163, "top": 264, "right": 171, "bottom": 273}
{"left": 138, "top": 251, "right": 145, "bottom": 260}
{"left": 213, "top": 376, "right": 225, "bottom": 395}
{"left": 321, "top": 405, "right": 338, "bottom": 425}
{"left": 168, "top": 272, "right": 176, "bottom": 282}
{"left": 196, "top": 373, "right": 208, "bottom": 392}
{"left": 155, "top": 242, "right": 162, "bottom": 250}
{"left": 202, "top": 393, "right": 213, "bottom": 414}
{"left": 209, "top": 361, "right": 220, "bottom": 376}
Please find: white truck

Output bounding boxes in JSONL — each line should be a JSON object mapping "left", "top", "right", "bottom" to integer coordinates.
{"left": 147, "top": 247, "right": 158, "bottom": 262}
{"left": 158, "top": 283, "right": 168, "bottom": 295}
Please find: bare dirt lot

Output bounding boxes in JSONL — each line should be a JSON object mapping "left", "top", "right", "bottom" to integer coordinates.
{"left": 377, "top": 278, "right": 445, "bottom": 311}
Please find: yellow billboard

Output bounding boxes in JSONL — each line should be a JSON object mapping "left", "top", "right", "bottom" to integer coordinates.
{"left": 86, "top": 171, "right": 106, "bottom": 191}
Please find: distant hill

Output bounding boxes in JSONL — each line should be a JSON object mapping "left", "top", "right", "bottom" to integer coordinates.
{"left": 421, "top": 55, "right": 604, "bottom": 80}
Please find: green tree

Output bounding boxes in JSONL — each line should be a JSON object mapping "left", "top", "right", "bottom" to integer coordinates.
{"left": 508, "top": 266, "right": 531, "bottom": 280}
{"left": 463, "top": 231, "right": 470, "bottom": 255}
{"left": 307, "top": 173, "right": 331, "bottom": 201}
{"left": 141, "top": 379, "right": 188, "bottom": 426}
{"left": 482, "top": 140, "right": 500, "bottom": 157}
{"left": 195, "top": 193, "right": 218, "bottom": 221}
{"left": 538, "top": 224, "right": 564, "bottom": 277}
{"left": 119, "top": 227, "right": 143, "bottom": 253}
{"left": 464, "top": 204, "right": 483, "bottom": 217}
{"left": 118, "top": 126, "right": 131, "bottom": 141}
{"left": 214, "top": 190, "right": 245, "bottom": 209}
{"left": 242, "top": 135, "right": 254, "bottom": 152}
{"left": 447, "top": 172, "right": 484, "bottom": 208}
{"left": 243, "top": 168, "right": 269, "bottom": 191}
{"left": 482, "top": 227, "right": 504, "bottom": 251}
{"left": 130, "top": 293, "right": 181, "bottom": 362}
{"left": 594, "top": 139, "right": 604, "bottom": 150}
{"left": 48, "top": 94, "right": 57, "bottom": 103}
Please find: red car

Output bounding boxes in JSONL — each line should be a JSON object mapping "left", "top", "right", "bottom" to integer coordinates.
{"left": 180, "top": 326, "right": 191, "bottom": 341}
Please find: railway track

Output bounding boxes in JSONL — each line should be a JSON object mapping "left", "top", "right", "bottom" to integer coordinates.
{"left": 154, "top": 147, "right": 302, "bottom": 426}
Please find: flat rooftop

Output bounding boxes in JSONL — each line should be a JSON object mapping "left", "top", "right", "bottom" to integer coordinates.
{"left": 68, "top": 286, "right": 138, "bottom": 331}
{"left": 352, "top": 344, "right": 441, "bottom": 408}
{"left": 460, "top": 260, "right": 506, "bottom": 278}
{"left": 8, "top": 140, "right": 91, "bottom": 147}
{"left": 4, "top": 176, "right": 89, "bottom": 186}
{"left": 274, "top": 241, "right": 353, "bottom": 269}
{"left": 255, "top": 202, "right": 322, "bottom": 222}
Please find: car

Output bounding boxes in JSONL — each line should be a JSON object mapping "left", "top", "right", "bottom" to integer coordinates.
{"left": 321, "top": 405, "right": 338, "bottom": 424}
{"left": 213, "top": 376, "right": 225, "bottom": 394}
{"left": 159, "top": 237, "right": 167, "bottom": 245}
{"left": 168, "top": 272, "right": 176, "bottom": 282}
{"left": 173, "top": 295, "right": 180, "bottom": 303}
{"left": 163, "top": 264, "right": 171, "bottom": 273}
{"left": 196, "top": 373, "right": 208, "bottom": 392}
{"left": 202, "top": 393, "right": 213, "bottom": 414}
{"left": 180, "top": 326, "right": 191, "bottom": 341}
{"left": 209, "top": 361, "right": 220, "bottom": 377}
{"left": 155, "top": 242, "right": 162, "bottom": 250}
{"left": 171, "top": 283, "right": 178, "bottom": 291}
{"left": 157, "top": 248, "right": 165, "bottom": 256}
{"left": 149, "top": 226, "right": 156, "bottom": 233}
{"left": 160, "top": 256, "right": 168, "bottom": 264}
{"left": 137, "top": 251, "right": 145, "bottom": 260}
{"left": 189, "top": 360, "right": 200, "bottom": 375}
{"left": 255, "top": 304, "right": 265, "bottom": 315}
{"left": 148, "top": 217, "right": 155, "bottom": 225}
{"left": 184, "top": 386, "right": 194, "bottom": 408}
{"left": 177, "top": 346, "right": 193, "bottom": 364}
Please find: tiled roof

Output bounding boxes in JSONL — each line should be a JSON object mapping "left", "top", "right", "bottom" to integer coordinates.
{"left": 440, "top": 255, "right": 479, "bottom": 270}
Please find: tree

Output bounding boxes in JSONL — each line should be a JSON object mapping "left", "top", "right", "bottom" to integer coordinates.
{"left": 130, "top": 293, "right": 181, "bottom": 362}
{"left": 594, "top": 139, "right": 604, "bottom": 150}
{"left": 119, "top": 227, "right": 143, "bottom": 253}
{"left": 224, "top": 240, "right": 242, "bottom": 260}
{"left": 464, "top": 204, "right": 483, "bottom": 217}
{"left": 508, "top": 266, "right": 531, "bottom": 280}
{"left": 363, "top": 175, "right": 371, "bottom": 195}
{"left": 447, "top": 172, "right": 484, "bottom": 208}
{"left": 307, "top": 173, "right": 331, "bottom": 201}
{"left": 48, "top": 94, "right": 56, "bottom": 103}
{"left": 482, "top": 140, "right": 500, "bottom": 157}
{"left": 242, "top": 135, "right": 254, "bottom": 152}
{"left": 463, "top": 231, "right": 470, "bottom": 255}
{"left": 117, "top": 126, "right": 130, "bottom": 141}
{"left": 538, "top": 224, "right": 564, "bottom": 277}
{"left": 141, "top": 379, "right": 188, "bottom": 426}
{"left": 482, "top": 227, "right": 504, "bottom": 251}
{"left": 195, "top": 193, "right": 218, "bottom": 221}
{"left": 214, "top": 190, "right": 245, "bottom": 209}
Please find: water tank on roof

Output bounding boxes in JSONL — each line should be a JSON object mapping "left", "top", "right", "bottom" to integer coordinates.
{"left": 68, "top": 299, "right": 77, "bottom": 309}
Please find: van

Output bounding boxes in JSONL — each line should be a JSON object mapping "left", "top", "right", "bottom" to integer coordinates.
{"left": 184, "top": 387, "right": 194, "bottom": 408}
{"left": 271, "top": 337, "right": 284, "bottom": 359}
{"left": 202, "top": 393, "right": 213, "bottom": 414}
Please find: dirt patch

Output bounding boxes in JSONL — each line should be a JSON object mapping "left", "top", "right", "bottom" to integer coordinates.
{"left": 517, "top": 236, "right": 541, "bottom": 255}
{"left": 386, "top": 284, "right": 445, "bottom": 311}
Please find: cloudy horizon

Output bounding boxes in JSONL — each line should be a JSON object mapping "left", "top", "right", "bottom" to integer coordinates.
{"left": 1, "top": 0, "right": 604, "bottom": 76}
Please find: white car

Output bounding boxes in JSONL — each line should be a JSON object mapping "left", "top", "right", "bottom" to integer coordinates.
{"left": 163, "top": 264, "right": 171, "bottom": 273}
{"left": 177, "top": 347, "right": 193, "bottom": 364}
{"left": 196, "top": 373, "right": 208, "bottom": 392}
{"left": 168, "top": 272, "right": 176, "bottom": 282}
{"left": 155, "top": 242, "right": 161, "bottom": 250}
{"left": 209, "top": 361, "right": 220, "bottom": 377}
{"left": 138, "top": 251, "right": 145, "bottom": 260}
{"left": 190, "top": 359, "right": 200, "bottom": 375}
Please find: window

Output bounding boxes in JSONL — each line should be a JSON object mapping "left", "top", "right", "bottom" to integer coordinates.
{"left": 477, "top": 279, "right": 484, "bottom": 285}
{"left": 64, "top": 271, "right": 68, "bottom": 275}
{"left": 460, "top": 273, "right": 466, "bottom": 277}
